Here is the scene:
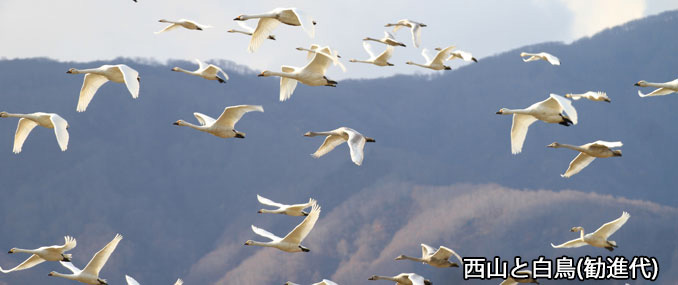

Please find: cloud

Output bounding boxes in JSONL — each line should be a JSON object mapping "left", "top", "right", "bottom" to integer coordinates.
{"left": 561, "top": 0, "right": 647, "bottom": 38}
{"left": 195, "top": 182, "right": 678, "bottom": 284}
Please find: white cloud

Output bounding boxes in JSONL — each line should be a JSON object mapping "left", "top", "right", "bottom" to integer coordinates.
{"left": 560, "top": 0, "right": 646, "bottom": 38}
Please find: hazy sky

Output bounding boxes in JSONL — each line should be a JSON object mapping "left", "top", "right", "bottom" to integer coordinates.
{"left": 1, "top": 0, "right": 677, "bottom": 79}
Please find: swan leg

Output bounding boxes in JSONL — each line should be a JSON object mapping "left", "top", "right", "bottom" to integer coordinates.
{"left": 558, "top": 115, "right": 573, "bottom": 126}
{"left": 217, "top": 76, "right": 226, "bottom": 83}
{"left": 604, "top": 246, "right": 614, "bottom": 252}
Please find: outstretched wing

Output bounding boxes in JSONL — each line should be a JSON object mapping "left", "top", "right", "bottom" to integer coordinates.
{"left": 194, "top": 59, "right": 208, "bottom": 71}
{"left": 214, "top": 105, "right": 264, "bottom": 129}
{"left": 411, "top": 24, "right": 422, "bottom": 48}
{"left": 280, "top": 66, "right": 298, "bottom": 101}
{"left": 345, "top": 129, "right": 367, "bottom": 166}
{"left": 251, "top": 225, "right": 281, "bottom": 241}
{"left": 174, "top": 278, "right": 184, "bottom": 285}
{"left": 125, "top": 275, "right": 141, "bottom": 285}
{"left": 291, "top": 8, "right": 315, "bottom": 38}
{"left": 591, "top": 140, "right": 623, "bottom": 148}
{"left": 281, "top": 203, "right": 321, "bottom": 244}
{"left": 551, "top": 238, "right": 588, "bottom": 249}
{"left": 432, "top": 246, "right": 463, "bottom": 265}
{"left": 59, "top": 261, "right": 82, "bottom": 274}
{"left": 257, "top": 194, "right": 284, "bottom": 208}
{"left": 542, "top": 53, "right": 560, "bottom": 65}
{"left": 408, "top": 274, "right": 426, "bottom": 285}
{"left": 77, "top": 73, "right": 109, "bottom": 112}
{"left": 420, "top": 243, "right": 436, "bottom": 258}
{"left": 420, "top": 48, "right": 431, "bottom": 63}
{"left": 303, "top": 46, "right": 333, "bottom": 75}
{"left": 12, "top": 118, "right": 38, "bottom": 154}
{"left": 510, "top": 114, "right": 538, "bottom": 154}
{"left": 591, "top": 212, "right": 630, "bottom": 239}
{"left": 562, "top": 153, "right": 596, "bottom": 178}
{"left": 375, "top": 46, "right": 394, "bottom": 63}
{"left": 249, "top": 18, "right": 280, "bottom": 53}
{"left": 0, "top": 254, "right": 45, "bottom": 273}
{"left": 50, "top": 114, "right": 69, "bottom": 152}
{"left": 362, "top": 39, "right": 376, "bottom": 59}
{"left": 311, "top": 134, "right": 346, "bottom": 158}
{"left": 547, "top": 94, "right": 577, "bottom": 125}
{"left": 81, "top": 234, "right": 123, "bottom": 276}
{"left": 58, "top": 235, "right": 77, "bottom": 252}
{"left": 116, "top": 65, "right": 140, "bottom": 99}
{"left": 155, "top": 23, "right": 180, "bottom": 34}
{"left": 432, "top": 46, "right": 455, "bottom": 65}
{"left": 193, "top": 112, "right": 217, "bottom": 126}
{"left": 638, "top": 88, "right": 676, "bottom": 97}
{"left": 236, "top": 21, "right": 255, "bottom": 33}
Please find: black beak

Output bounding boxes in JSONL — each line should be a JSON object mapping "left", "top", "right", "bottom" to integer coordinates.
{"left": 495, "top": 111, "right": 502, "bottom": 114}
{"left": 472, "top": 58, "right": 478, "bottom": 62}
{"left": 312, "top": 21, "right": 317, "bottom": 25}
{"left": 420, "top": 24, "right": 427, "bottom": 27}
{"left": 48, "top": 273, "right": 53, "bottom": 276}
{"left": 257, "top": 73, "right": 265, "bottom": 77}
{"left": 8, "top": 251, "right": 12, "bottom": 254}
{"left": 634, "top": 83, "right": 640, "bottom": 86}
{"left": 197, "top": 27, "right": 203, "bottom": 30}
{"left": 235, "top": 133, "right": 245, "bottom": 138}
{"left": 66, "top": 70, "right": 72, "bottom": 74}
{"left": 172, "top": 122, "right": 179, "bottom": 125}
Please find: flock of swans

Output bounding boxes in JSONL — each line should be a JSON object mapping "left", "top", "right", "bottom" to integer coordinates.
{"left": 0, "top": 3, "right": 672, "bottom": 284}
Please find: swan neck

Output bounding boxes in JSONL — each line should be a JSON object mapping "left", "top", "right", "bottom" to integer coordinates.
{"left": 402, "top": 255, "right": 425, "bottom": 262}
{"left": 266, "top": 71, "right": 296, "bottom": 79}
{"left": 307, "top": 131, "right": 334, "bottom": 137}
{"left": 250, "top": 241, "right": 274, "bottom": 247}
{"left": 1, "top": 112, "right": 27, "bottom": 119}
{"left": 50, "top": 272, "right": 77, "bottom": 280}
{"left": 12, "top": 248, "right": 36, "bottom": 254}
{"left": 72, "top": 68, "right": 101, "bottom": 74}
{"left": 502, "top": 109, "right": 529, "bottom": 115}
{"left": 373, "top": 276, "right": 397, "bottom": 282}
{"left": 242, "top": 13, "right": 276, "bottom": 20}
{"left": 645, "top": 82, "right": 673, "bottom": 88}
{"left": 174, "top": 67, "right": 195, "bottom": 75}
{"left": 259, "top": 209, "right": 281, "bottom": 214}
{"left": 558, "top": 144, "right": 586, "bottom": 152}
{"left": 179, "top": 121, "right": 206, "bottom": 131}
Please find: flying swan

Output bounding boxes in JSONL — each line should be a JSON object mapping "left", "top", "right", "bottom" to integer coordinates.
{"left": 551, "top": 212, "right": 630, "bottom": 251}
{"left": 635, "top": 78, "right": 678, "bottom": 97}
{"left": 304, "top": 127, "right": 375, "bottom": 166}
{"left": 0, "top": 236, "right": 76, "bottom": 273}
{"left": 171, "top": 59, "right": 229, "bottom": 83}
{"left": 228, "top": 21, "right": 276, "bottom": 40}
{"left": 48, "top": 234, "right": 123, "bottom": 285}
{"left": 245, "top": 203, "right": 321, "bottom": 252}
{"left": 0, "top": 111, "right": 69, "bottom": 153}
{"left": 66, "top": 64, "right": 140, "bottom": 112}
{"left": 406, "top": 46, "right": 456, "bottom": 70}
{"left": 257, "top": 194, "right": 316, "bottom": 216}
{"left": 547, "top": 140, "right": 622, "bottom": 178}
{"left": 395, "top": 244, "right": 463, "bottom": 268}
{"left": 520, "top": 52, "right": 560, "bottom": 65}
{"left": 155, "top": 19, "right": 211, "bottom": 34}
{"left": 434, "top": 47, "right": 477, "bottom": 62}
{"left": 363, "top": 31, "right": 406, "bottom": 47}
{"left": 173, "top": 105, "right": 263, "bottom": 139}
{"left": 385, "top": 19, "right": 427, "bottom": 48}
{"left": 350, "top": 42, "right": 395, "bottom": 67}
{"left": 368, "top": 273, "right": 431, "bottom": 285}
{"left": 496, "top": 94, "right": 578, "bottom": 154}
{"left": 234, "top": 8, "right": 315, "bottom": 52}
{"left": 565, "top": 91, "right": 610, "bottom": 102}
{"left": 296, "top": 44, "right": 346, "bottom": 72}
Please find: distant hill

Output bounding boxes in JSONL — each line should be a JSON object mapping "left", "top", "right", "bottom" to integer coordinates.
{"left": 0, "top": 10, "right": 677, "bottom": 285}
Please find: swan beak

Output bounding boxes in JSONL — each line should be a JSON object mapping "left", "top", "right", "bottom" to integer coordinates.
{"left": 312, "top": 21, "right": 317, "bottom": 25}
{"left": 634, "top": 82, "right": 640, "bottom": 86}
{"left": 197, "top": 27, "right": 203, "bottom": 31}
{"left": 66, "top": 70, "right": 72, "bottom": 74}
{"left": 7, "top": 250, "right": 12, "bottom": 254}
{"left": 48, "top": 273, "right": 53, "bottom": 276}
{"left": 257, "top": 210, "right": 262, "bottom": 213}
{"left": 172, "top": 121, "right": 180, "bottom": 126}
{"left": 495, "top": 111, "right": 502, "bottom": 114}
{"left": 257, "top": 72, "right": 265, "bottom": 77}
{"left": 235, "top": 133, "right": 245, "bottom": 138}
{"left": 303, "top": 132, "right": 312, "bottom": 137}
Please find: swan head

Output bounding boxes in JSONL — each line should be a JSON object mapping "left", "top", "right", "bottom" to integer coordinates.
{"left": 233, "top": 15, "right": 245, "bottom": 21}
{"left": 612, "top": 150, "right": 622, "bottom": 157}
{"left": 520, "top": 52, "right": 528, "bottom": 57}
{"left": 8, "top": 248, "right": 15, "bottom": 253}
{"left": 171, "top": 67, "right": 180, "bottom": 72}
{"left": 570, "top": 226, "right": 584, "bottom": 232}
{"left": 405, "top": 61, "right": 414, "bottom": 65}
{"left": 48, "top": 272, "right": 55, "bottom": 276}
{"left": 547, "top": 142, "right": 560, "bottom": 148}
{"left": 395, "top": 255, "right": 406, "bottom": 260}
{"left": 495, "top": 108, "right": 508, "bottom": 115}
{"left": 66, "top": 68, "right": 78, "bottom": 74}
{"left": 368, "top": 275, "right": 379, "bottom": 280}
{"left": 244, "top": 240, "right": 254, "bottom": 246}
{"left": 634, "top": 80, "right": 647, "bottom": 87}
{"left": 258, "top": 71, "right": 272, "bottom": 77}
{"left": 173, "top": 120, "right": 185, "bottom": 126}
{"left": 366, "top": 137, "right": 376, "bottom": 143}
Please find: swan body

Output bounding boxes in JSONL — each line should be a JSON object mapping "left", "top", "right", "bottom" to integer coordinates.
{"left": 0, "top": 236, "right": 76, "bottom": 273}
{"left": 285, "top": 280, "right": 337, "bottom": 285}
{"left": 547, "top": 141, "right": 622, "bottom": 177}
{"left": 245, "top": 203, "right": 321, "bottom": 253}
{"left": 234, "top": 8, "right": 315, "bottom": 52}
{"left": 125, "top": 275, "right": 183, "bottom": 285}
{"left": 496, "top": 94, "right": 578, "bottom": 154}
{"left": 257, "top": 194, "right": 315, "bottom": 216}
{"left": 635, "top": 79, "right": 678, "bottom": 97}
{"left": 259, "top": 46, "right": 338, "bottom": 101}
{"left": 434, "top": 47, "right": 477, "bottom": 62}
{"left": 350, "top": 41, "right": 395, "bottom": 66}
{"left": 48, "top": 234, "right": 123, "bottom": 285}
{"left": 0, "top": 111, "right": 69, "bottom": 153}
{"left": 363, "top": 31, "right": 406, "bottom": 47}
{"left": 296, "top": 44, "right": 346, "bottom": 72}
{"left": 66, "top": 64, "right": 140, "bottom": 112}
{"left": 173, "top": 105, "right": 263, "bottom": 139}
{"left": 304, "top": 127, "right": 375, "bottom": 166}
{"left": 172, "top": 59, "right": 229, "bottom": 83}
{"left": 385, "top": 19, "right": 426, "bottom": 48}
{"left": 520, "top": 52, "right": 560, "bottom": 65}
{"left": 406, "top": 46, "right": 455, "bottom": 70}
{"left": 155, "top": 19, "right": 211, "bottom": 34}
{"left": 395, "top": 244, "right": 462, "bottom": 268}
{"left": 565, "top": 91, "right": 610, "bottom": 102}
{"left": 500, "top": 271, "right": 539, "bottom": 285}
{"left": 228, "top": 21, "right": 276, "bottom": 40}
{"left": 368, "top": 273, "right": 431, "bottom": 285}
{"left": 551, "top": 212, "right": 630, "bottom": 251}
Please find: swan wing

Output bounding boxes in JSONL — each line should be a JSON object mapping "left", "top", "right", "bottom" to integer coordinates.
{"left": 249, "top": 18, "right": 280, "bottom": 53}
{"left": 522, "top": 56, "right": 540, "bottom": 62}
{"left": 345, "top": 129, "right": 367, "bottom": 166}
{"left": 375, "top": 46, "right": 394, "bottom": 63}
{"left": 204, "top": 65, "right": 228, "bottom": 80}
{"left": 591, "top": 211, "right": 630, "bottom": 239}
{"left": 411, "top": 24, "right": 422, "bottom": 48}
{"left": 12, "top": 118, "right": 38, "bottom": 154}
{"left": 303, "top": 47, "right": 333, "bottom": 75}
{"left": 257, "top": 194, "right": 284, "bottom": 208}
{"left": 236, "top": 21, "right": 255, "bottom": 33}
{"left": 362, "top": 41, "right": 376, "bottom": 59}
{"left": 500, "top": 279, "right": 518, "bottom": 285}
{"left": 214, "top": 105, "right": 263, "bottom": 129}
{"left": 251, "top": 225, "right": 281, "bottom": 241}
{"left": 155, "top": 23, "right": 180, "bottom": 34}
{"left": 125, "top": 275, "right": 141, "bottom": 285}
{"left": 408, "top": 274, "right": 426, "bottom": 285}
{"left": 454, "top": 50, "right": 475, "bottom": 62}
{"left": 591, "top": 140, "right": 623, "bottom": 148}
{"left": 81, "top": 234, "right": 123, "bottom": 277}
{"left": 543, "top": 53, "right": 560, "bottom": 65}
{"left": 433, "top": 246, "right": 462, "bottom": 264}
{"left": 0, "top": 254, "right": 45, "bottom": 273}
{"left": 316, "top": 280, "right": 338, "bottom": 285}
{"left": 193, "top": 112, "right": 216, "bottom": 126}
{"left": 311, "top": 134, "right": 346, "bottom": 158}
{"left": 550, "top": 238, "right": 587, "bottom": 248}
{"left": 420, "top": 243, "right": 435, "bottom": 257}
{"left": 562, "top": 153, "right": 596, "bottom": 178}
{"left": 432, "top": 46, "right": 455, "bottom": 65}
{"left": 59, "top": 261, "right": 82, "bottom": 274}
{"left": 174, "top": 278, "right": 184, "bottom": 285}
{"left": 58, "top": 235, "right": 77, "bottom": 252}
{"left": 384, "top": 31, "right": 396, "bottom": 40}
{"left": 510, "top": 114, "right": 538, "bottom": 154}
{"left": 194, "top": 58, "right": 208, "bottom": 71}
{"left": 116, "top": 65, "right": 140, "bottom": 99}
{"left": 280, "top": 66, "right": 298, "bottom": 101}
{"left": 420, "top": 48, "right": 431, "bottom": 63}
{"left": 77, "top": 73, "right": 109, "bottom": 112}
{"left": 546, "top": 94, "right": 577, "bottom": 124}
{"left": 50, "top": 114, "right": 69, "bottom": 152}
{"left": 282, "top": 203, "right": 321, "bottom": 244}
{"left": 638, "top": 87, "right": 676, "bottom": 97}
{"left": 291, "top": 8, "right": 315, "bottom": 38}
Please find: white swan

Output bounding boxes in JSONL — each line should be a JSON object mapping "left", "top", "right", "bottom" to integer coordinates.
{"left": 385, "top": 19, "right": 427, "bottom": 48}
{"left": 258, "top": 46, "right": 338, "bottom": 101}
{"left": 0, "top": 236, "right": 76, "bottom": 273}
{"left": 395, "top": 244, "right": 462, "bottom": 268}
{"left": 635, "top": 79, "right": 678, "bottom": 97}
{"left": 363, "top": 31, "right": 406, "bottom": 47}
{"left": 234, "top": 8, "right": 315, "bottom": 52}
{"left": 500, "top": 271, "right": 539, "bottom": 285}
{"left": 0, "top": 111, "right": 69, "bottom": 153}
{"left": 434, "top": 47, "right": 477, "bottom": 62}
{"left": 496, "top": 94, "right": 578, "bottom": 154}
{"left": 296, "top": 44, "right": 346, "bottom": 72}
{"left": 547, "top": 141, "right": 622, "bottom": 178}
{"left": 285, "top": 280, "right": 337, "bottom": 285}
{"left": 126, "top": 275, "right": 183, "bottom": 285}
{"left": 173, "top": 105, "right": 263, "bottom": 139}
{"left": 520, "top": 52, "right": 560, "bottom": 65}
{"left": 66, "top": 64, "right": 140, "bottom": 112}
{"left": 406, "top": 46, "right": 456, "bottom": 70}
{"left": 228, "top": 21, "right": 276, "bottom": 40}
{"left": 368, "top": 273, "right": 431, "bottom": 285}
{"left": 155, "top": 19, "right": 211, "bottom": 34}
{"left": 565, "top": 91, "right": 610, "bottom": 102}
{"left": 350, "top": 42, "right": 395, "bottom": 67}
{"left": 551, "top": 212, "right": 630, "bottom": 251}
{"left": 245, "top": 203, "right": 321, "bottom": 253}
{"left": 171, "top": 59, "right": 229, "bottom": 83}
{"left": 257, "top": 194, "right": 315, "bottom": 216}
{"left": 304, "top": 127, "right": 375, "bottom": 166}
{"left": 48, "top": 234, "right": 123, "bottom": 285}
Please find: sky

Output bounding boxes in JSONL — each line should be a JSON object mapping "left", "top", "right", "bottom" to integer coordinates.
{"left": 1, "top": 0, "right": 677, "bottom": 79}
